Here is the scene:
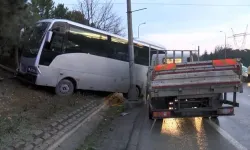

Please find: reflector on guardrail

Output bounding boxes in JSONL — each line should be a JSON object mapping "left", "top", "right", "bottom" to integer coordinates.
{"left": 154, "top": 63, "right": 176, "bottom": 71}
{"left": 212, "top": 59, "right": 237, "bottom": 67}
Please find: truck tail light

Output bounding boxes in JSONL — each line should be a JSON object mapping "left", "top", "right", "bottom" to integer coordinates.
{"left": 153, "top": 111, "right": 171, "bottom": 118}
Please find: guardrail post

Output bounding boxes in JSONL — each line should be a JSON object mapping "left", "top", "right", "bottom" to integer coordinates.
{"left": 181, "top": 51, "right": 184, "bottom": 62}
{"left": 173, "top": 51, "right": 176, "bottom": 63}
{"left": 156, "top": 48, "right": 159, "bottom": 65}
{"left": 190, "top": 51, "right": 193, "bottom": 62}
{"left": 198, "top": 46, "right": 200, "bottom": 61}
{"left": 224, "top": 93, "right": 227, "bottom": 100}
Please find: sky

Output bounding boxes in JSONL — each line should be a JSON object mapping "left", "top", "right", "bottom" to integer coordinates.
{"left": 55, "top": 0, "right": 250, "bottom": 54}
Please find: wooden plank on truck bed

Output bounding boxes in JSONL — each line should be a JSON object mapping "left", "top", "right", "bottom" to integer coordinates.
{"left": 150, "top": 85, "right": 242, "bottom": 97}
{"left": 152, "top": 74, "right": 240, "bottom": 88}
{"left": 154, "top": 70, "right": 238, "bottom": 80}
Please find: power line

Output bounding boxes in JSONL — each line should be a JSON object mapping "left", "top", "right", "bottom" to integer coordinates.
{"left": 63, "top": 3, "right": 250, "bottom": 7}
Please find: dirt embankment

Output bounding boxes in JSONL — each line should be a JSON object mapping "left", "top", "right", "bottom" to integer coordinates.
{"left": 0, "top": 69, "right": 106, "bottom": 149}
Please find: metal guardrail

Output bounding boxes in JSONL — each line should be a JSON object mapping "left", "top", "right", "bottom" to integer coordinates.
{"left": 149, "top": 46, "right": 200, "bottom": 66}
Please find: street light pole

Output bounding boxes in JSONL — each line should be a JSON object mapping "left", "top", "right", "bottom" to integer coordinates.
{"left": 138, "top": 22, "right": 146, "bottom": 38}
{"left": 220, "top": 31, "right": 227, "bottom": 58}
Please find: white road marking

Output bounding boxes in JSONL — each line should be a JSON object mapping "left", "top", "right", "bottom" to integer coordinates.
{"left": 206, "top": 119, "right": 248, "bottom": 150}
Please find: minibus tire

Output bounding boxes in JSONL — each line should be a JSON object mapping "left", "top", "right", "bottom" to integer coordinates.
{"left": 55, "top": 79, "right": 74, "bottom": 96}
{"left": 123, "top": 86, "right": 141, "bottom": 100}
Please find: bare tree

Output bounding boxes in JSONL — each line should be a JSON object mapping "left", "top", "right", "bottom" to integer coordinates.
{"left": 78, "top": 0, "right": 125, "bottom": 36}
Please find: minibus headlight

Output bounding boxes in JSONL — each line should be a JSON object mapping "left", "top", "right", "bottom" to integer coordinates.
{"left": 27, "top": 66, "right": 37, "bottom": 74}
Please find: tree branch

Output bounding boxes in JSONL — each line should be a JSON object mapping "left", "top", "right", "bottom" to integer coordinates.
{"left": 77, "top": 0, "right": 124, "bottom": 35}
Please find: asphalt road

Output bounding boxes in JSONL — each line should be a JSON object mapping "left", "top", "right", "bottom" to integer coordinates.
{"left": 130, "top": 83, "right": 250, "bottom": 150}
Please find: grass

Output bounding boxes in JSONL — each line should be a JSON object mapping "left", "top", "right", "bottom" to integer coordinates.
{"left": 0, "top": 114, "right": 29, "bottom": 146}
{"left": 77, "top": 105, "right": 124, "bottom": 150}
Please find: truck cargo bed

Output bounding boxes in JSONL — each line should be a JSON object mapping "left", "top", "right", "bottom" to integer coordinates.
{"left": 149, "top": 59, "right": 243, "bottom": 98}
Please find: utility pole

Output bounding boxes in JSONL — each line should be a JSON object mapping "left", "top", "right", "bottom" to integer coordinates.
{"left": 127, "top": 0, "right": 136, "bottom": 100}
{"left": 220, "top": 31, "right": 227, "bottom": 58}
{"left": 126, "top": 1, "right": 146, "bottom": 101}
{"left": 138, "top": 22, "right": 146, "bottom": 38}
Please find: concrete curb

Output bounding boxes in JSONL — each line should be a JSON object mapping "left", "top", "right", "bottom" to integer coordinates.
{"left": 47, "top": 102, "right": 108, "bottom": 150}
{"left": 10, "top": 100, "right": 103, "bottom": 150}
{"left": 126, "top": 105, "right": 146, "bottom": 150}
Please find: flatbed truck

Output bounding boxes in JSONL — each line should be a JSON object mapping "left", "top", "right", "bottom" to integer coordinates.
{"left": 147, "top": 50, "right": 243, "bottom": 119}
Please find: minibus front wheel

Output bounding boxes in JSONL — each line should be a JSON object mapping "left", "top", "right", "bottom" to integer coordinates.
{"left": 55, "top": 78, "right": 75, "bottom": 96}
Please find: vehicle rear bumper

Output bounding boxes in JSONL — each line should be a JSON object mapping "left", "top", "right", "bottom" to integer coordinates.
{"left": 151, "top": 107, "right": 234, "bottom": 119}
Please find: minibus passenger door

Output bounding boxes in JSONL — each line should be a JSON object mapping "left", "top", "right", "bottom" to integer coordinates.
{"left": 40, "top": 22, "right": 69, "bottom": 66}
{"left": 38, "top": 22, "right": 69, "bottom": 87}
